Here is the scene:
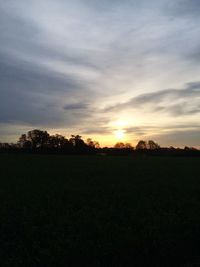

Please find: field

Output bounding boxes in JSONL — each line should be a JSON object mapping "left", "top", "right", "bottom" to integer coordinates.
{"left": 0, "top": 154, "right": 200, "bottom": 266}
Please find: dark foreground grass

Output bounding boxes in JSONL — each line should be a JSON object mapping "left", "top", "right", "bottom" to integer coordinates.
{"left": 0, "top": 154, "right": 200, "bottom": 266}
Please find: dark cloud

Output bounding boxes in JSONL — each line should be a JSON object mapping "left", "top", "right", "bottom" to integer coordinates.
{"left": 80, "top": 127, "right": 110, "bottom": 135}
{"left": 125, "top": 124, "right": 200, "bottom": 147}
{"left": 79, "top": 117, "right": 111, "bottom": 135}
{"left": 168, "top": 0, "right": 200, "bottom": 18}
{"left": 63, "top": 103, "right": 88, "bottom": 110}
{"left": 0, "top": 3, "right": 100, "bottom": 128}
{"left": 124, "top": 126, "right": 155, "bottom": 136}
{"left": 0, "top": 7, "right": 39, "bottom": 50}
{"left": 150, "top": 129, "right": 200, "bottom": 147}
{"left": 105, "top": 82, "right": 200, "bottom": 116}
{"left": 187, "top": 48, "right": 200, "bottom": 63}
{"left": 125, "top": 124, "right": 200, "bottom": 133}
{"left": 157, "top": 103, "right": 200, "bottom": 116}
{"left": 0, "top": 55, "right": 83, "bottom": 94}
{"left": 0, "top": 6, "right": 99, "bottom": 73}
{"left": 0, "top": 56, "right": 93, "bottom": 126}
{"left": 82, "top": 0, "right": 143, "bottom": 12}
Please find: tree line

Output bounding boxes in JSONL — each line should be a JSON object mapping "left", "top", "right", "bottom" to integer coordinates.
{"left": 0, "top": 129, "right": 199, "bottom": 156}
{"left": 17, "top": 129, "right": 100, "bottom": 154}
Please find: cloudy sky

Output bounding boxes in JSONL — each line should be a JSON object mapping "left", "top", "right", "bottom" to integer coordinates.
{"left": 0, "top": 0, "right": 200, "bottom": 147}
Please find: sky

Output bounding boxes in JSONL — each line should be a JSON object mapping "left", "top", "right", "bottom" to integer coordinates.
{"left": 0, "top": 0, "right": 200, "bottom": 147}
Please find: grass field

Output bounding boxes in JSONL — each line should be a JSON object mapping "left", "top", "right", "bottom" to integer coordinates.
{"left": 0, "top": 154, "right": 200, "bottom": 266}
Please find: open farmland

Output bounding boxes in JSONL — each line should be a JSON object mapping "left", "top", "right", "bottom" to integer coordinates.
{"left": 0, "top": 154, "right": 200, "bottom": 266}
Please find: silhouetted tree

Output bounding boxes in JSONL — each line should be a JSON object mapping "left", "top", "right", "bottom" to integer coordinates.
{"left": 26, "top": 129, "right": 49, "bottom": 149}
{"left": 18, "top": 134, "right": 31, "bottom": 149}
{"left": 114, "top": 142, "right": 133, "bottom": 150}
{"left": 184, "top": 146, "right": 197, "bottom": 151}
{"left": 148, "top": 140, "right": 160, "bottom": 150}
{"left": 69, "top": 135, "right": 85, "bottom": 148}
{"left": 136, "top": 140, "right": 147, "bottom": 150}
{"left": 3, "top": 129, "right": 200, "bottom": 156}
{"left": 124, "top": 143, "right": 133, "bottom": 149}
{"left": 86, "top": 138, "right": 100, "bottom": 148}
{"left": 114, "top": 142, "right": 126, "bottom": 149}
{"left": 48, "top": 134, "right": 69, "bottom": 149}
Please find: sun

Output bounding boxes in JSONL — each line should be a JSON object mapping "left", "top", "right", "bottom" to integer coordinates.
{"left": 114, "top": 129, "right": 125, "bottom": 140}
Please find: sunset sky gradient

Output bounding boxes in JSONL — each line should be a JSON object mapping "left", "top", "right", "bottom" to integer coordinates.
{"left": 0, "top": 0, "right": 200, "bottom": 147}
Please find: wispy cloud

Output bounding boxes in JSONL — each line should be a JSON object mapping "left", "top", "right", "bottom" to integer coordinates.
{"left": 104, "top": 82, "right": 200, "bottom": 116}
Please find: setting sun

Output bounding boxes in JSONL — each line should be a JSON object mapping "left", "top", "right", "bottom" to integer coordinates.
{"left": 114, "top": 130, "right": 125, "bottom": 140}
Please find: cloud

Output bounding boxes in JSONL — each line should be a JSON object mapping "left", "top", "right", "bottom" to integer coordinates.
{"left": 0, "top": 55, "right": 94, "bottom": 126}
{"left": 150, "top": 129, "right": 200, "bottom": 147}
{"left": 63, "top": 102, "right": 88, "bottom": 110}
{"left": 167, "top": 0, "right": 200, "bottom": 18}
{"left": 80, "top": 127, "right": 110, "bottom": 135}
{"left": 1, "top": 0, "right": 200, "bottom": 146}
{"left": 104, "top": 82, "right": 200, "bottom": 116}
{"left": 121, "top": 124, "right": 200, "bottom": 147}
